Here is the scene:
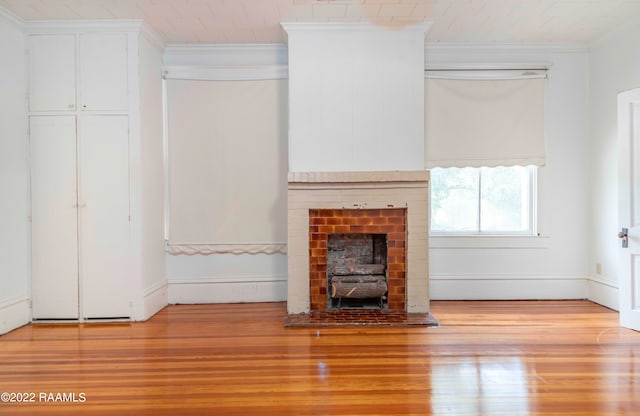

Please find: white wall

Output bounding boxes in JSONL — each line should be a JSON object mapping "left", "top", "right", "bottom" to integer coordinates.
{"left": 164, "top": 43, "right": 592, "bottom": 304}
{"left": 426, "top": 45, "right": 590, "bottom": 300}
{"left": 163, "top": 45, "right": 288, "bottom": 304}
{"left": 587, "top": 22, "right": 640, "bottom": 310}
{"left": 0, "top": 9, "right": 29, "bottom": 334}
{"left": 138, "top": 33, "right": 168, "bottom": 318}
{"left": 284, "top": 23, "right": 427, "bottom": 172}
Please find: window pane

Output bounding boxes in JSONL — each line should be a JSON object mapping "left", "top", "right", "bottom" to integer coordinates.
{"left": 480, "top": 166, "right": 530, "bottom": 232}
{"left": 430, "top": 167, "right": 479, "bottom": 232}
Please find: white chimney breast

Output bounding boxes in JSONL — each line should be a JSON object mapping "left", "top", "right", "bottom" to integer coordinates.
{"left": 282, "top": 22, "right": 430, "bottom": 172}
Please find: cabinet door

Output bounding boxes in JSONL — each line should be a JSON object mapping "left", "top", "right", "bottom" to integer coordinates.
{"left": 30, "top": 116, "right": 79, "bottom": 319}
{"left": 79, "top": 34, "right": 128, "bottom": 112}
{"left": 78, "top": 116, "right": 131, "bottom": 319}
{"left": 28, "top": 35, "right": 76, "bottom": 112}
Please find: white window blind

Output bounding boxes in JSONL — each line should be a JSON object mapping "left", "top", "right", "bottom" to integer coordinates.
{"left": 425, "top": 76, "right": 545, "bottom": 168}
{"left": 166, "top": 79, "right": 288, "bottom": 253}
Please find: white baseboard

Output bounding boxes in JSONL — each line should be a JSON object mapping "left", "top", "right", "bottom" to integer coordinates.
{"left": 168, "top": 275, "right": 287, "bottom": 304}
{"left": 0, "top": 296, "right": 30, "bottom": 335}
{"left": 586, "top": 277, "right": 619, "bottom": 311}
{"left": 430, "top": 275, "right": 588, "bottom": 300}
{"left": 142, "top": 281, "right": 168, "bottom": 320}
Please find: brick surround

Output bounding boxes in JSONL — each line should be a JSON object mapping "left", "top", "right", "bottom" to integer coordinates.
{"left": 287, "top": 171, "right": 430, "bottom": 316}
{"left": 309, "top": 208, "right": 407, "bottom": 311}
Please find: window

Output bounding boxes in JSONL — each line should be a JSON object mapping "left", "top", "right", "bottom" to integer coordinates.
{"left": 430, "top": 166, "right": 536, "bottom": 235}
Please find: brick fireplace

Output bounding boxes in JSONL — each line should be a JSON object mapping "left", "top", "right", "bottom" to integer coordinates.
{"left": 282, "top": 23, "right": 431, "bottom": 323}
{"left": 287, "top": 171, "right": 430, "bottom": 316}
{"left": 310, "top": 208, "right": 406, "bottom": 311}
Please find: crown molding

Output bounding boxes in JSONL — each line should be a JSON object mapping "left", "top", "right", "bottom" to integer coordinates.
{"left": 281, "top": 21, "right": 432, "bottom": 35}
{"left": 164, "top": 43, "right": 287, "bottom": 67}
{"left": 163, "top": 64, "right": 288, "bottom": 81}
{"left": 25, "top": 19, "right": 147, "bottom": 34}
{"left": 425, "top": 42, "right": 588, "bottom": 54}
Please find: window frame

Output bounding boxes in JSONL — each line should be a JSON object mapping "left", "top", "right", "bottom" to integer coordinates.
{"left": 429, "top": 165, "right": 538, "bottom": 237}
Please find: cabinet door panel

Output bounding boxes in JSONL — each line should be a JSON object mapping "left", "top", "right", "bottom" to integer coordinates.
{"left": 79, "top": 34, "right": 128, "bottom": 112}
{"left": 28, "top": 35, "right": 76, "bottom": 112}
{"left": 30, "top": 116, "right": 79, "bottom": 319}
{"left": 78, "top": 116, "right": 131, "bottom": 318}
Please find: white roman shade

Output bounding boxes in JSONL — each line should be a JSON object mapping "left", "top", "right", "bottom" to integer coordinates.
{"left": 166, "top": 79, "right": 288, "bottom": 254}
{"left": 425, "top": 76, "right": 546, "bottom": 168}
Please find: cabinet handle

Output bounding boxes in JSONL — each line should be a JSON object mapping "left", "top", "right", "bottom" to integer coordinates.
{"left": 68, "top": 104, "right": 75, "bottom": 109}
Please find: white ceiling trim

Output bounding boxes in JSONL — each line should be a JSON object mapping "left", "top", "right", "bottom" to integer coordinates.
{"left": 425, "top": 42, "right": 589, "bottom": 54}
{"left": 164, "top": 43, "right": 287, "bottom": 67}
{"left": 281, "top": 21, "right": 432, "bottom": 35}
{"left": 25, "top": 19, "right": 146, "bottom": 34}
{"left": 163, "top": 65, "right": 288, "bottom": 81}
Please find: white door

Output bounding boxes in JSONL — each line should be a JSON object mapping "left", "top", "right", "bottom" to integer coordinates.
{"left": 28, "top": 35, "right": 76, "bottom": 112}
{"left": 30, "top": 116, "right": 79, "bottom": 319}
{"left": 618, "top": 88, "right": 640, "bottom": 331}
{"left": 78, "top": 33, "right": 128, "bottom": 112}
{"left": 78, "top": 116, "right": 131, "bottom": 319}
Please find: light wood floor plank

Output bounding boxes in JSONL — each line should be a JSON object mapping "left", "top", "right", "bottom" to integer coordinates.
{"left": 0, "top": 300, "right": 639, "bottom": 415}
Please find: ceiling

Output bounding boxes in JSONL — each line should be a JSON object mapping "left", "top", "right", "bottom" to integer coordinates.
{"left": 1, "top": 0, "right": 639, "bottom": 45}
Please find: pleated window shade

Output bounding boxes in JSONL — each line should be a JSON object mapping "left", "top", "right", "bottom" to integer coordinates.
{"left": 166, "top": 79, "right": 288, "bottom": 246}
{"left": 425, "top": 77, "right": 546, "bottom": 168}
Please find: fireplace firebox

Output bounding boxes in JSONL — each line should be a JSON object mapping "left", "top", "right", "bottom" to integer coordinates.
{"left": 309, "top": 208, "right": 407, "bottom": 312}
{"left": 327, "top": 233, "right": 388, "bottom": 309}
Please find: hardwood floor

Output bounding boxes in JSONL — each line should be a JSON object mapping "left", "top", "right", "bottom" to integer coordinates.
{"left": 0, "top": 300, "right": 638, "bottom": 415}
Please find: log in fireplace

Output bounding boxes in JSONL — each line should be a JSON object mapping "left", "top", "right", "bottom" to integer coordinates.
{"left": 328, "top": 233, "right": 388, "bottom": 309}
{"left": 309, "top": 208, "right": 407, "bottom": 312}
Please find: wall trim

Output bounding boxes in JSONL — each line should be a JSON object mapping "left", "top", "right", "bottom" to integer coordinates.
{"left": 587, "top": 277, "right": 619, "bottom": 311}
{"left": 425, "top": 42, "right": 589, "bottom": 54}
{"left": 281, "top": 21, "right": 432, "bottom": 34}
{"left": 163, "top": 64, "right": 288, "bottom": 81}
{"left": 431, "top": 274, "right": 585, "bottom": 281}
{"left": 0, "top": 296, "right": 30, "bottom": 335}
{"left": 167, "top": 243, "right": 287, "bottom": 255}
{"left": 25, "top": 19, "right": 146, "bottom": 34}
{"left": 168, "top": 275, "right": 287, "bottom": 304}
{"left": 164, "top": 43, "right": 287, "bottom": 67}
{"left": 141, "top": 281, "right": 168, "bottom": 321}
{"left": 430, "top": 236, "right": 549, "bottom": 249}
{"left": 430, "top": 275, "right": 588, "bottom": 300}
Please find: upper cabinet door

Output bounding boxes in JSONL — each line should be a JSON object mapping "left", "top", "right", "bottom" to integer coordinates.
{"left": 79, "top": 33, "right": 128, "bottom": 112}
{"left": 28, "top": 35, "right": 76, "bottom": 112}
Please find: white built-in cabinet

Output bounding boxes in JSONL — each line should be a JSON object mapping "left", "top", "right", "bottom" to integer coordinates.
{"left": 28, "top": 33, "right": 129, "bottom": 113}
{"left": 30, "top": 115, "right": 131, "bottom": 319}
{"left": 27, "top": 23, "right": 166, "bottom": 321}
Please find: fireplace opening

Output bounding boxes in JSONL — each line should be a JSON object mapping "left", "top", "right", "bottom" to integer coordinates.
{"left": 308, "top": 207, "right": 407, "bottom": 312}
{"left": 327, "top": 233, "right": 388, "bottom": 310}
